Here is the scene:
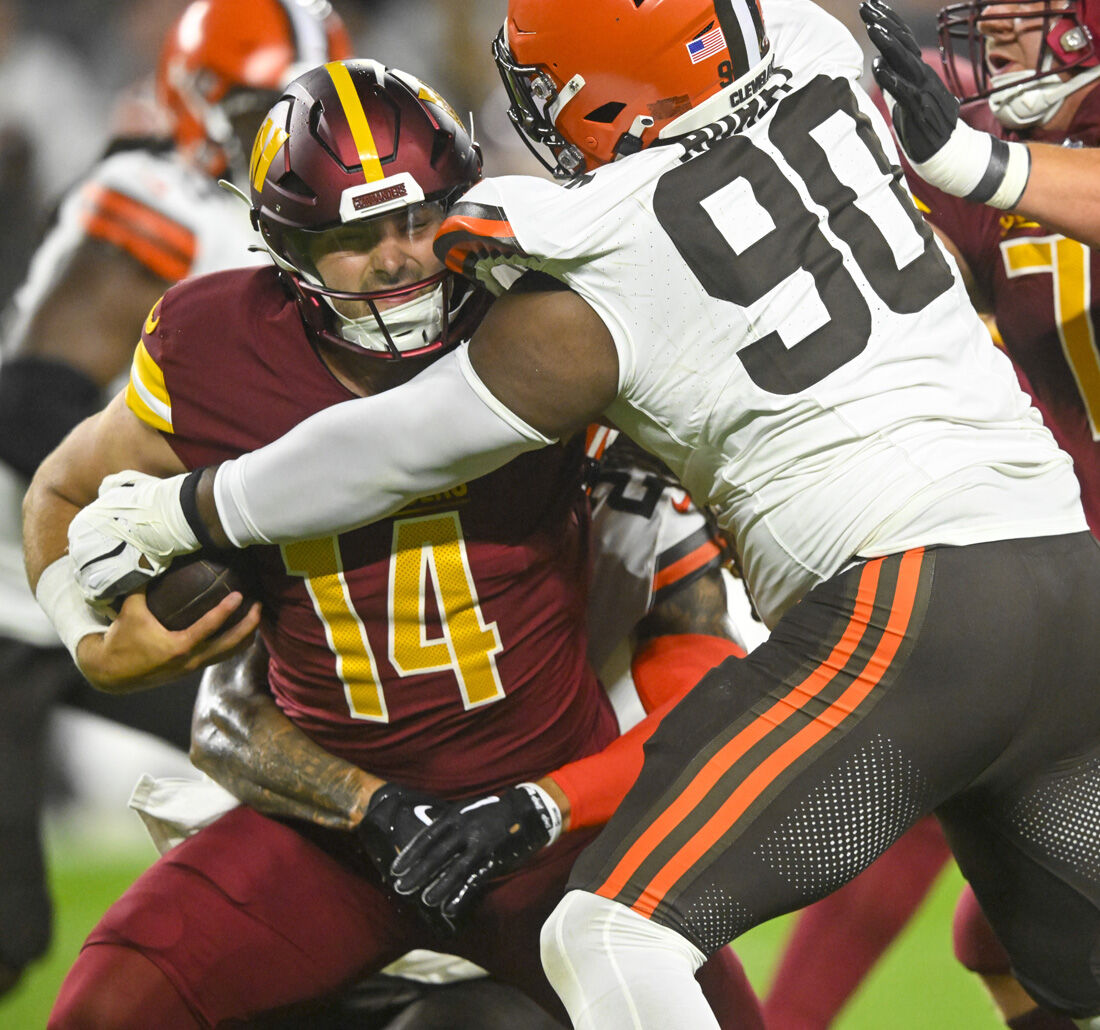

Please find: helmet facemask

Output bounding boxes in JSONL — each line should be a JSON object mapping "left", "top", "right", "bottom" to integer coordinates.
{"left": 271, "top": 201, "right": 460, "bottom": 359}
{"left": 492, "top": 28, "right": 588, "bottom": 179}
{"left": 939, "top": 0, "right": 1100, "bottom": 127}
{"left": 248, "top": 60, "right": 486, "bottom": 361}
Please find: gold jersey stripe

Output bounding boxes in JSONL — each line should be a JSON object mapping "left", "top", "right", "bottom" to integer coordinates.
{"left": 325, "top": 61, "right": 384, "bottom": 182}
{"left": 125, "top": 339, "right": 173, "bottom": 433}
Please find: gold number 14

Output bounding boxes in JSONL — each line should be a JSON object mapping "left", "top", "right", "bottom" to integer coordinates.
{"left": 282, "top": 512, "right": 505, "bottom": 722}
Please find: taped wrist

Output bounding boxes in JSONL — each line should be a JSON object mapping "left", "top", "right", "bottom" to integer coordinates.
{"left": 35, "top": 555, "right": 110, "bottom": 664}
{"left": 516, "top": 782, "right": 562, "bottom": 847}
{"left": 912, "top": 121, "right": 1031, "bottom": 210}
{"left": 0, "top": 357, "right": 100, "bottom": 477}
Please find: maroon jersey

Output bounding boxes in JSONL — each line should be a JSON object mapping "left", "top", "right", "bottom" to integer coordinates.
{"left": 127, "top": 266, "right": 617, "bottom": 796}
{"left": 900, "top": 90, "right": 1100, "bottom": 533}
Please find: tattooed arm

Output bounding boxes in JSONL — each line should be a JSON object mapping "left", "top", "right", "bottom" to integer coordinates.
{"left": 190, "top": 638, "right": 382, "bottom": 830}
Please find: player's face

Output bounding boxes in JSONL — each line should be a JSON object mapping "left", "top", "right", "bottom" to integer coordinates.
{"left": 980, "top": 0, "right": 1067, "bottom": 79}
{"left": 306, "top": 202, "right": 446, "bottom": 318}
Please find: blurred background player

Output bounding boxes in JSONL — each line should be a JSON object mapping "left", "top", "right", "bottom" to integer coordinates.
{"left": 29, "top": 60, "right": 763, "bottom": 1028}
{"left": 0, "top": 0, "right": 350, "bottom": 994}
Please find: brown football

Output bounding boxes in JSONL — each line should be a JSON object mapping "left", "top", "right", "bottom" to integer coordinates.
{"left": 145, "top": 554, "right": 253, "bottom": 632}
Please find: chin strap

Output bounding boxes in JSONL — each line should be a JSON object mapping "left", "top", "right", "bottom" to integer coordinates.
{"left": 990, "top": 62, "right": 1100, "bottom": 130}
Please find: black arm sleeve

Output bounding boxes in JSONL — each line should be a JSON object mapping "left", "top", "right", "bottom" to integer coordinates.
{"left": 0, "top": 355, "right": 102, "bottom": 478}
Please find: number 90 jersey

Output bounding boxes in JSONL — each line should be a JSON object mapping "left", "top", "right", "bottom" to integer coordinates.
{"left": 438, "top": 0, "right": 1084, "bottom": 627}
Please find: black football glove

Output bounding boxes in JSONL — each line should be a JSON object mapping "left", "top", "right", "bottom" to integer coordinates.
{"left": 353, "top": 783, "right": 451, "bottom": 890}
{"left": 390, "top": 783, "right": 562, "bottom": 925}
{"left": 859, "top": 0, "right": 1031, "bottom": 208}
{"left": 860, "top": 0, "right": 959, "bottom": 162}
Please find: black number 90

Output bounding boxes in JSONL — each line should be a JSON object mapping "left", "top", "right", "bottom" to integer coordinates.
{"left": 718, "top": 60, "right": 735, "bottom": 87}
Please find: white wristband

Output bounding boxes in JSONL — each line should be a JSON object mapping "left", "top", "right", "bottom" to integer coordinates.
{"left": 518, "top": 781, "right": 563, "bottom": 847}
{"left": 35, "top": 554, "right": 110, "bottom": 665}
{"left": 912, "top": 120, "right": 1031, "bottom": 210}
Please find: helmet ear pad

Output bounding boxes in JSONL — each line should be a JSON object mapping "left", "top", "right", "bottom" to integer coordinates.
{"left": 249, "top": 61, "right": 484, "bottom": 359}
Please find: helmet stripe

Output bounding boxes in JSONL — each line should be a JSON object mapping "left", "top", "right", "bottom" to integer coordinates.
{"left": 325, "top": 61, "right": 385, "bottom": 183}
{"left": 714, "top": 0, "right": 765, "bottom": 75}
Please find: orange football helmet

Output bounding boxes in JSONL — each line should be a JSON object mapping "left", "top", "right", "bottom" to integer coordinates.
{"left": 156, "top": 0, "right": 352, "bottom": 180}
{"left": 494, "top": 0, "right": 769, "bottom": 178}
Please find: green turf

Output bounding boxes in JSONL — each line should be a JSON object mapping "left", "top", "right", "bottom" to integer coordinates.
{"left": 0, "top": 838, "right": 1002, "bottom": 1028}
{"left": 0, "top": 832, "right": 154, "bottom": 1029}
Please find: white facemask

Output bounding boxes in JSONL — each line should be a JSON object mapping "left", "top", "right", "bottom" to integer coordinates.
{"left": 989, "top": 57, "right": 1100, "bottom": 129}
{"left": 328, "top": 283, "right": 446, "bottom": 354}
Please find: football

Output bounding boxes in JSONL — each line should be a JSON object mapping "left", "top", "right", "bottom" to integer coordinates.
{"left": 144, "top": 554, "right": 254, "bottom": 632}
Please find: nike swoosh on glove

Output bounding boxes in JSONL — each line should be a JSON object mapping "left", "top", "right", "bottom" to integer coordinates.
{"left": 390, "top": 783, "right": 562, "bottom": 926}
{"left": 355, "top": 783, "right": 452, "bottom": 883}
{"left": 355, "top": 783, "right": 454, "bottom": 934}
{"left": 68, "top": 471, "right": 199, "bottom": 604}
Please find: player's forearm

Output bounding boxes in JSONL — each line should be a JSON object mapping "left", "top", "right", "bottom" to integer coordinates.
{"left": 194, "top": 349, "right": 549, "bottom": 549}
{"left": 1014, "top": 143, "right": 1100, "bottom": 247}
{"left": 191, "top": 647, "right": 383, "bottom": 829}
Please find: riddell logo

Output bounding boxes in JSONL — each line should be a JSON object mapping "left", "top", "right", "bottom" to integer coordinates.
{"left": 353, "top": 183, "right": 408, "bottom": 211}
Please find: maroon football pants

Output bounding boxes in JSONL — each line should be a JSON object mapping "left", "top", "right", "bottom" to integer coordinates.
{"left": 50, "top": 805, "right": 763, "bottom": 1028}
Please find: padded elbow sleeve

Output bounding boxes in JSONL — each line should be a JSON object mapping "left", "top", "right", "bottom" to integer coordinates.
{"left": 0, "top": 356, "right": 100, "bottom": 477}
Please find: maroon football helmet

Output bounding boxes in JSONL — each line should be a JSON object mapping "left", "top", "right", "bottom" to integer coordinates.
{"left": 249, "top": 60, "right": 484, "bottom": 358}
{"left": 939, "top": 0, "right": 1100, "bottom": 108}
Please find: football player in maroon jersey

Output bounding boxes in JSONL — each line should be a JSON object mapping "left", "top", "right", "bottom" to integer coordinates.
{"left": 862, "top": 0, "right": 1100, "bottom": 249}
{"left": 25, "top": 61, "right": 761, "bottom": 1029}
{"left": 863, "top": 0, "right": 1100, "bottom": 538}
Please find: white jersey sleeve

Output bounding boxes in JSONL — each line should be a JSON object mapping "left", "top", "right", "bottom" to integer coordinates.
{"left": 441, "top": 0, "right": 1086, "bottom": 627}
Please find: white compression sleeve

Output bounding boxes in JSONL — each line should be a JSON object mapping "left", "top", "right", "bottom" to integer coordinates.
{"left": 213, "top": 347, "right": 555, "bottom": 546}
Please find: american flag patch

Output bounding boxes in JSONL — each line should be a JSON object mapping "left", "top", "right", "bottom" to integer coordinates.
{"left": 686, "top": 23, "right": 727, "bottom": 64}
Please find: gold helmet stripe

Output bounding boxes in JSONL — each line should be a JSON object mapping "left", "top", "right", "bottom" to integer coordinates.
{"left": 325, "top": 61, "right": 385, "bottom": 182}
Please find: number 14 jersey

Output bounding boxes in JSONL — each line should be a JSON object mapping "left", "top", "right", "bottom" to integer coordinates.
{"left": 437, "top": 0, "right": 1084, "bottom": 627}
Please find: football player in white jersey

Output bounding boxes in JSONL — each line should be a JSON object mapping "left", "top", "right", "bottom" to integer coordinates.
{"left": 44, "top": 0, "right": 1100, "bottom": 1024}
{"left": 0, "top": 0, "right": 349, "bottom": 993}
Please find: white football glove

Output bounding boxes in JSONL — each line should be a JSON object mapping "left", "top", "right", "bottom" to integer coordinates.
{"left": 68, "top": 470, "right": 200, "bottom": 603}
